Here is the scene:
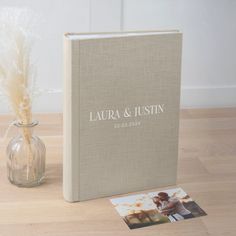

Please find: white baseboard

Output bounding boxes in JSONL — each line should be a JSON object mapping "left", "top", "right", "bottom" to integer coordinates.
{"left": 181, "top": 86, "right": 236, "bottom": 108}
{"left": 1, "top": 86, "right": 236, "bottom": 114}
{"left": 0, "top": 89, "right": 63, "bottom": 114}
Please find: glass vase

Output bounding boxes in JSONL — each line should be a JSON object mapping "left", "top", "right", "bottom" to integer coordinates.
{"left": 6, "top": 120, "right": 46, "bottom": 187}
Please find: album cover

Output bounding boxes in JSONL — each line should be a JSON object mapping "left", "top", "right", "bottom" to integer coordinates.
{"left": 63, "top": 31, "right": 182, "bottom": 201}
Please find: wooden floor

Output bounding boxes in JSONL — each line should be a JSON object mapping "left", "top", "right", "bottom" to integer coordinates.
{"left": 0, "top": 108, "right": 235, "bottom": 236}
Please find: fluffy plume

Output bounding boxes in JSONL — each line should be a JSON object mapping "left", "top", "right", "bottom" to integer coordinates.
{"left": 0, "top": 7, "right": 37, "bottom": 124}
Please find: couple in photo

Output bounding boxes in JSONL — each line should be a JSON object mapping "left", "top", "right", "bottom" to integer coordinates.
{"left": 153, "top": 192, "right": 194, "bottom": 222}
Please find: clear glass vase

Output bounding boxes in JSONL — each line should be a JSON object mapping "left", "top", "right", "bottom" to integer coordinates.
{"left": 6, "top": 120, "right": 46, "bottom": 187}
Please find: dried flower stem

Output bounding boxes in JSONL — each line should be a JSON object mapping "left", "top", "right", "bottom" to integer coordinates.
{"left": 0, "top": 8, "right": 37, "bottom": 180}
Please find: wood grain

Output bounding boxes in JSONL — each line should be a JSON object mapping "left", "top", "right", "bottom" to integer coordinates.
{"left": 0, "top": 108, "right": 235, "bottom": 236}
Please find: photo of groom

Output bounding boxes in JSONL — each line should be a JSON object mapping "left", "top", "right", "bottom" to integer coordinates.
{"left": 152, "top": 192, "right": 194, "bottom": 222}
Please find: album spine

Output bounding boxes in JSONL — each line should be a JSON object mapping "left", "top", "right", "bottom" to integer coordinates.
{"left": 63, "top": 36, "right": 80, "bottom": 202}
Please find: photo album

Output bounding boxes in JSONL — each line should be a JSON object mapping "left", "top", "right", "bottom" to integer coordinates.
{"left": 63, "top": 31, "right": 182, "bottom": 202}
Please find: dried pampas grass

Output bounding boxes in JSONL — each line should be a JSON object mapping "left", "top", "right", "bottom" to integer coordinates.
{"left": 0, "top": 8, "right": 38, "bottom": 178}
{"left": 0, "top": 8, "right": 37, "bottom": 125}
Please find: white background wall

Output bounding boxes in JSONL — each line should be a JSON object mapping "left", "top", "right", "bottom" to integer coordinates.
{"left": 0, "top": 0, "right": 236, "bottom": 113}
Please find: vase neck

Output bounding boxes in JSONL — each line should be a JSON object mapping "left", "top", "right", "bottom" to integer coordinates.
{"left": 14, "top": 120, "right": 38, "bottom": 137}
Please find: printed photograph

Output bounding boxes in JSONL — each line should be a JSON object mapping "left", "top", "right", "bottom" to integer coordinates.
{"left": 110, "top": 188, "right": 207, "bottom": 229}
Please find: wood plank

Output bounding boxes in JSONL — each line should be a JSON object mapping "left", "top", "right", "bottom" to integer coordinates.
{"left": 0, "top": 108, "right": 235, "bottom": 236}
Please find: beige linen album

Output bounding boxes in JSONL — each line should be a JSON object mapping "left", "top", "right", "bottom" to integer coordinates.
{"left": 63, "top": 30, "right": 182, "bottom": 202}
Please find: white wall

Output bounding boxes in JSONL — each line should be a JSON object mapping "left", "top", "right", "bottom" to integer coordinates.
{"left": 0, "top": 0, "right": 236, "bottom": 113}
